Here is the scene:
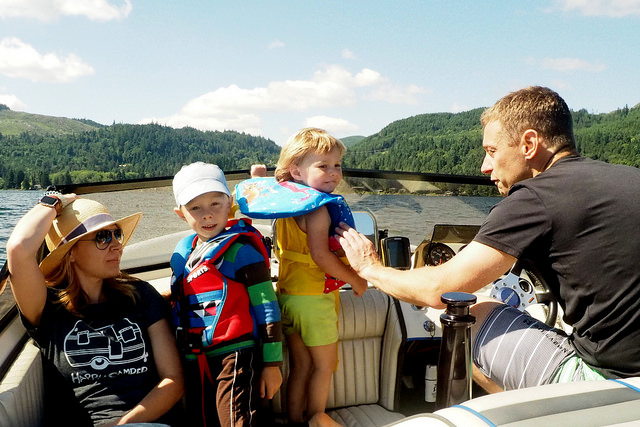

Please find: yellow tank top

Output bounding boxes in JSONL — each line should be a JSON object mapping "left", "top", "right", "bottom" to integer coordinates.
{"left": 275, "top": 216, "right": 327, "bottom": 295}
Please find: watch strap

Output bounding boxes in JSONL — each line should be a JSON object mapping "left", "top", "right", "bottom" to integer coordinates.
{"left": 39, "top": 194, "right": 63, "bottom": 216}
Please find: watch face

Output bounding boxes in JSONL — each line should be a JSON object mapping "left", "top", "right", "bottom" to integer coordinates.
{"left": 40, "top": 195, "right": 59, "bottom": 206}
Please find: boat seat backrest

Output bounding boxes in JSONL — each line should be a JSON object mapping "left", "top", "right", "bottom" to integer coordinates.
{"left": 272, "top": 288, "right": 404, "bottom": 417}
{"left": 0, "top": 289, "right": 404, "bottom": 427}
{"left": 0, "top": 340, "right": 44, "bottom": 427}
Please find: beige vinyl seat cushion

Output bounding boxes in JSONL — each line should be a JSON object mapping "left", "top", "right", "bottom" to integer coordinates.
{"left": 272, "top": 288, "right": 406, "bottom": 426}
{"left": 0, "top": 340, "right": 44, "bottom": 427}
{"left": 388, "top": 377, "right": 640, "bottom": 426}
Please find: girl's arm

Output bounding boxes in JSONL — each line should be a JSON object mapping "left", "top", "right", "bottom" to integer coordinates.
{"left": 116, "top": 318, "right": 184, "bottom": 425}
{"left": 6, "top": 194, "right": 77, "bottom": 326}
{"left": 305, "top": 206, "right": 367, "bottom": 294}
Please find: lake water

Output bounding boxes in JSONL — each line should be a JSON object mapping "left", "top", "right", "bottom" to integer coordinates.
{"left": 0, "top": 189, "right": 500, "bottom": 264}
{"left": 0, "top": 188, "right": 499, "bottom": 315}
{"left": 1, "top": 190, "right": 41, "bottom": 263}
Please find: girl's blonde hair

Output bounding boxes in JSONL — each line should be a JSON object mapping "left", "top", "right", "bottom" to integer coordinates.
{"left": 275, "top": 128, "right": 345, "bottom": 182}
{"left": 47, "top": 250, "right": 138, "bottom": 317}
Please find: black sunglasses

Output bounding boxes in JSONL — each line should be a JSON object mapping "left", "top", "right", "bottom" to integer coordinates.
{"left": 79, "top": 228, "right": 124, "bottom": 250}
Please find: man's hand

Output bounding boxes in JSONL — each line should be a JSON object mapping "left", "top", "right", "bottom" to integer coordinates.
{"left": 335, "top": 222, "right": 381, "bottom": 275}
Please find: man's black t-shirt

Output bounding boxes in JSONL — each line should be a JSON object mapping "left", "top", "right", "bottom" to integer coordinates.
{"left": 475, "top": 155, "right": 640, "bottom": 378}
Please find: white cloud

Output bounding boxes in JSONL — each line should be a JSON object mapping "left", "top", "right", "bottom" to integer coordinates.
{"left": 141, "top": 65, "right": 428, "bottom": 136}
{"left": 451, "top": 103, "right": 469, "bottom": 113}
{"left": 552, "top": 0, "right": 640, "bottom": 17}
{"left": 304, "top": 115, "right": 359, "bottom": 135}
{"left": 551, "top": 79, "right": 572, "bottom": 90}
{"left": 0, "top": 93, "right": 27, "bottom": 110}
{"left": 144, "top": 111, "right": 265, "bottom": 137}
{"left": 353, "top": 68, "right": 385, "bottom": 86}
{"left": 0, "top": 37, "right": 95, "bottom": 83}
{"left": 0, "top": 0, "right": 132, "bottom": 21}
{"left": 540, "top": 57, "right": 606, "bottom": 72}
{"left": 268, "top": 39, "right": 285, "bottom": 49}
{"left": 369, "top": 83, "right": 431, "bottom": 104}
{"left": 342, "top": 48, "right": 356, "bottom": 60}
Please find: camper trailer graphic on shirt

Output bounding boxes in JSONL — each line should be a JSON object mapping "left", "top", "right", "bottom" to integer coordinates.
{"left": 64, "top": 318, "right": 148, "bottom": 371}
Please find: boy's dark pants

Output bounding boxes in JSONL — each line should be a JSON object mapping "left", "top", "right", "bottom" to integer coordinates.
{"left": 183, "top": 347, "right": 264, "bottom": 427}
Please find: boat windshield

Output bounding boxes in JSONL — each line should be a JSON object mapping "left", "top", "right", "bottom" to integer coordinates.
{"left": 0, "top": 170, "right": 499, "bottom": 334}
{"left": 68, "top": 170, "right": 499, "bottom": 248}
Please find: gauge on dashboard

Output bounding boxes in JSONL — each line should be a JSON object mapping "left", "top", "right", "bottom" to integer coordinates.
{"left": 426, "top": 243, "right": 456, "bottom": 266}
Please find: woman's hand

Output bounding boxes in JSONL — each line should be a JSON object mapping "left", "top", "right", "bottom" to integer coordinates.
{"left": 117, "top": 319, "right": 184, "bottom": 424}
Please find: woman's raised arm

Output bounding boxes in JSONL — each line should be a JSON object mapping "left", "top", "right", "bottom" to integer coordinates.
{"left": 7, "top": 194, "right": 76, "bottom": 326}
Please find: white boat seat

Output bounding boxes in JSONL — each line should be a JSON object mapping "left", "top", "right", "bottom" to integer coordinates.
{"left": 272, "top": 288, "right": 406, "bottom": 426}
{"left": 387, "top": 377, "right": 640, "bottom": 426}
{"left": 0, "top": 340, "right": 44, "bottom": 427}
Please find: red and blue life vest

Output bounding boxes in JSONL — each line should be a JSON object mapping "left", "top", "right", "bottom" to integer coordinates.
{"left": 169, "top": 218, "right": 270, "bottom": 354}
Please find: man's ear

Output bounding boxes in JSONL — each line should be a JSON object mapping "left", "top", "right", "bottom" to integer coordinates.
{"left": 174, "top": 206, "right": 186, "bottom": 221}
{"left": 521, "top": 129, "right": 540, "bottom": 160}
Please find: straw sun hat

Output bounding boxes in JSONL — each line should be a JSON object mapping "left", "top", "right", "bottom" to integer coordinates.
{"left": 39, "top": 198, "right": 142, "bottom": 278}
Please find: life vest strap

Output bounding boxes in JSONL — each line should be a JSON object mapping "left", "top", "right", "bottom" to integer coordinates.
{"left": 279, "top": 249, "right": 349, "bottom": 268}
{"left": 279, "top": 249, "right": 317, "bottom": 266}
{"left": 187, "top": 289, "right": 224, "bottom": 304}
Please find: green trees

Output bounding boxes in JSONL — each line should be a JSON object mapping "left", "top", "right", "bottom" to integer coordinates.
{"left": 1, "top": 104, "right": 639, "bottom": 190}
{"left": 0, "top": 123, "right": 281, "bottom": 189}
{"left": 342, "top": 109, "right": 485, "bottom": 175}
{"left": 343, "top": 106, "right": 640, "bottom": 176}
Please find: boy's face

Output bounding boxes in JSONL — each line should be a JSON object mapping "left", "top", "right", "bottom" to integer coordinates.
{"left": 291, "top": 147, "right": 343, "bottom": 193}
{"left": 174, "top": 191, "right": 231, "bottom": 242}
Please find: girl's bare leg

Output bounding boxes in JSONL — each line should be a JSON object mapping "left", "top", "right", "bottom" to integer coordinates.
{"left": 286, "top": 332, "right": 312, "bottom": 423}
{"left": 307, "top": 342, "right": 338, "bottom": 418}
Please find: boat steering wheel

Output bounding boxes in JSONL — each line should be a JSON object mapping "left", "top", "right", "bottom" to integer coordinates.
{"left": 489, "top": 262, "right": 558, "bottom": 327}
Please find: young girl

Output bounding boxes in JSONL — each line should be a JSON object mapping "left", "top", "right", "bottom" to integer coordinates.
{"left": 274, "top": 128, "right": 367, "bottom": 424}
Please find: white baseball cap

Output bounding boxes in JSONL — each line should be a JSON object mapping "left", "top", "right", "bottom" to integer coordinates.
{"left": 172, "top": 162, "right": 231, "bottom": 206}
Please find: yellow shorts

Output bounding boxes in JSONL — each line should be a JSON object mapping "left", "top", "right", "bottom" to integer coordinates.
{"left": 279, "top": 292, "right": 338, "bottom": 347}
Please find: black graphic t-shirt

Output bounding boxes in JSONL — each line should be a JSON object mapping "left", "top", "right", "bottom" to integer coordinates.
{"left": 23, "top": 281, "right": 168, "bottom": 426}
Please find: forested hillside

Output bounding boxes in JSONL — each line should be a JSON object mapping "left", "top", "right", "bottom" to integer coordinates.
{"left": 1, "top": 103, "right": 640, "bottom": 190}
{"left": 0, "top": 104, "right": 101, "bottom": 136}
{"left": 0, "top": 122, "right": 280, "bottom": 189}
{"left": 572, "top": 106, "right": 640, "bottom": 166}
{"left": 342, "top": 105, "right": 640, "bottom": 175}
{"left": 343, "top": 109, "right": 484, "bottom": 175}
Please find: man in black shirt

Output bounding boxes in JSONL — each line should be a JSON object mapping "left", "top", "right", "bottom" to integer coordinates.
{"left": 336, "top": 86, "right": 640, "bottom": 392}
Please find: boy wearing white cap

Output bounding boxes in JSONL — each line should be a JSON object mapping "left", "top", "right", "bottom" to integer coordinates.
{"left": 170, "top": 162, "right": 283, "bottom": 427}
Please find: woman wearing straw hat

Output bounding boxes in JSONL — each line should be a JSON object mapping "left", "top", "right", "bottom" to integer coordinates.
{"left": 6, "top": 192, "right": 184, "bottom": 426}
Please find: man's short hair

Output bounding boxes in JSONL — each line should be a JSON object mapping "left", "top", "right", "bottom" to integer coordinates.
{"left": 481, "top": 86, "right": 576, "bottom": 150}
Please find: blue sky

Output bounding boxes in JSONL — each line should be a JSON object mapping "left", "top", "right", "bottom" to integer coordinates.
{"left": 0, "top": 0, "right": 639, "bottom": 146}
